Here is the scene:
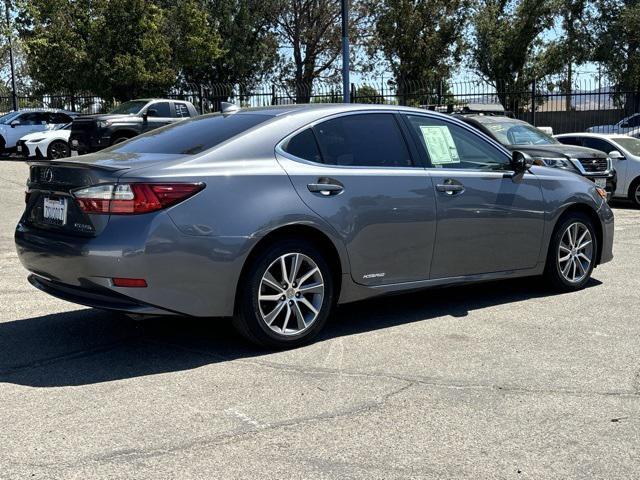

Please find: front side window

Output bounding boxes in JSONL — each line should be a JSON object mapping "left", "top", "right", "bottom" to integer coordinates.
{"left": 613, "top": 137, "right": 640, "bottom": 156}
{"left": 147, "top": 102, "right": 171, "bottom": 117}
{"left": 109, "top": 100, "right": 148, "bottom": 115}
{"left": 17, "top": 112, "right": 44, "bottom": 125}
{"left": 312, "top": 113, "right": 412, "bottom": 167}
{"left": 109, "top": 113, "right": 272, "bottom": 155}
{"left": 625, "top": 115, "right": 640, "bottom": 128}
{"left": 405, "top": 115, "right": 510, "bottom": 170}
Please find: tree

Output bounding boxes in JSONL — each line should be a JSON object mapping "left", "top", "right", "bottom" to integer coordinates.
{"left": 471, "top": 0, "right": 557, "bottom": 112}
{"left": 370, "top": 0, "right": 469, "bottom": 105}
{"left": 207, "top": 0, "right": 280, "bottom": 87}
{"left": 169, "top": 0, "right": 223, "bottom": 88}
{"left": 275, "top": 0, "right": 366, "bottom": 102}
{"left": 18, "top": 0, "right": 93, "bottom": 94}
{"left": 592, "top": 0, "right": 640, "bottom": 114}
{"left": 87, "top": 0, "right": 175, "bottom": 100}
{"left": 542, "top": 0, "right": 595, "bottom": 110}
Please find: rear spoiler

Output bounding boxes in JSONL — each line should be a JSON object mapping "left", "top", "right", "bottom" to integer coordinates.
{"left": 28, "top": 160, "right": 129, "bottom": 172}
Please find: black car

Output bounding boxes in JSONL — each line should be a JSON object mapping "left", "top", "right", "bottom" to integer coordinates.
{"left": 455, "top": 113, "right": 616, "bottom": 195}
{"left": 69, "top": 99, "right": 198, "bottom": 155}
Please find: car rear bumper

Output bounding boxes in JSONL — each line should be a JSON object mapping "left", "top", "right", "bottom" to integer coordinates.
{"left": 15, "top": 213, "right": 252, "bottom": 317}
{"left": 28, "top": 274, "right": 176, "bottom": 315}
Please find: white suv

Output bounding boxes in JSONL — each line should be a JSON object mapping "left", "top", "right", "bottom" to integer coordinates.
{"left": 0, "top": 110, "right": 76, "bottom": 153}
{"left": 556, "top": 132, "right": 640, "bottom": 207}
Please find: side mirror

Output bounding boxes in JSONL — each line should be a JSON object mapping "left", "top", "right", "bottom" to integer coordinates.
{"left": 510, "top": 150, "right": 534, "bottom": 173}
{"left": 620, "top": 122, "right": 629, "bottom": 128}
{"left": 10, "top": 120, "right": 19, "bottom": 128}
{"left": 608, "top": 150, "right": 625, "bottom": 160}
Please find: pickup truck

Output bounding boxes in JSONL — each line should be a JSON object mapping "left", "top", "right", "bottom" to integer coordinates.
{"left": 69, "top": 98, "right": 198, "bottom": 155}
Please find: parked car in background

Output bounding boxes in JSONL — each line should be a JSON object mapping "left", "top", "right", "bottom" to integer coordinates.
{"left": 69, "top": 99, "right": 198, "bottom": 155}
{"left": 16, "top": 123, "right": 72, "bottom": 160}
{"left": 0, "top": 109, "right": 76, "bottom": 154}
{"left": 587, "top": 113, "right": 640, "bottom": 134}
{"left": 556, "top": 132, "right": 640, "bottom": 207}
{"left": 15, "top": 104, "right": 614, "bottom": 348}
{"left": 456, "top": 113, "right": 616, "bottom": 196}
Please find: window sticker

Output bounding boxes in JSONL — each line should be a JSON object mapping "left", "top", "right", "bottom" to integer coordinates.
{"left": 419, "top": 125, "right": 460, "bottom": 165}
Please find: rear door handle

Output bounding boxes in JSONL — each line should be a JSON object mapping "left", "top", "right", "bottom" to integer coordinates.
{"left": 436, "top": 183, "right": 465, "bottom": 195}
{"left": 307, "top": 181, "right": 344, "bottom": 196}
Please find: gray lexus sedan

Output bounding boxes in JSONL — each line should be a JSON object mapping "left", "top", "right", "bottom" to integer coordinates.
{"left": 15, "top": 104, "right": 614, "bottom": 348}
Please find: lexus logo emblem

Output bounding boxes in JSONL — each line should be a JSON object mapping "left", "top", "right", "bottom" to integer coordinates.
{"left": 592, "top": 159, "right": 598, "bottom": 164}
{"left": 43, "top": 168, "right": 54, "bottom": 183}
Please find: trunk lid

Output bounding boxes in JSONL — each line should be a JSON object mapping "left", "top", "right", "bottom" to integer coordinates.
{"left": 24, "top": 153, "right": 184, "bottom": 236}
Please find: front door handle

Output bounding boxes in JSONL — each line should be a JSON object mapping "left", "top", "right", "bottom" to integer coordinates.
{"left": 307, "top": 180, "right": 344, "bottom": 196}
{"left": 436, "top": 182, "right": 465, "bottom": 195}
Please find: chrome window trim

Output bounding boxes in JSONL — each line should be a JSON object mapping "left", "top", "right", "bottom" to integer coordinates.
{"left": 275, "top": 109, "right": 423, "bottom": 170}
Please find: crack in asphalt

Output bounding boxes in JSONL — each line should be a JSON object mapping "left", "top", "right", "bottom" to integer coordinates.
{"left": 144, "top": 338, "right": 640, "bottom": 400}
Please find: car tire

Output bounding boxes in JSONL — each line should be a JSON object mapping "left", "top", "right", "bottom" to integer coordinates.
{"left": 233, "top": 240, "right": 334, "bottom": 349}
{"left": 544, "top": 212, "right": 597, "bottom": 292}
{"left": 111, "top": 135, "right": 131, "bottom": 146}
{"left": 629, "top": 177, "right": 640, "bottom": 208}
{"left": 47, "top": 140, "right": 71, "bottom": 160}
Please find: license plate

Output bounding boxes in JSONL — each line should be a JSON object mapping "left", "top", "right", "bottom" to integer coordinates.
{"left": 71, "top": 150, "right": 78, "bottom": 157}
{"left": 43, "top": 197, "right": 67, "bottom": 225}
{"left": 16, "top": 145, "right": 22, "bottom": 152}
{"left": 594, "top": 177, "right": 607, "bottom": 188}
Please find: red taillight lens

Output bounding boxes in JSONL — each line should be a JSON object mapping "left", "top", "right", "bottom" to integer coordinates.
{"left": 73, "top": 183, "right": 204, "bottom": 215}
{"left": 112, "top": 277, "right": 147, "bottom": 288}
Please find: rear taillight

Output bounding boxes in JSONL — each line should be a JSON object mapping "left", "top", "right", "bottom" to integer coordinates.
{"left": 73, "top": 183, "right": 204, "bottom": 215}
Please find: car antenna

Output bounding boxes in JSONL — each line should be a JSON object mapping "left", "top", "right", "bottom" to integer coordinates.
{"left": 220, "top": 102, "right": 240, "bottom": 114}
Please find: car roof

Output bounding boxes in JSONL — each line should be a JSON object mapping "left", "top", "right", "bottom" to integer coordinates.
{"left": 456, "top": 114, "right": 527, "bottom": 125}
{"left": 555, "top": 132, "right": 633, "bottom": 140}
{"left": 228, "top": 103, "right": 449, "bottom": 118}
{"left": 5, "top": 108, "right": 77, "bottom": 115}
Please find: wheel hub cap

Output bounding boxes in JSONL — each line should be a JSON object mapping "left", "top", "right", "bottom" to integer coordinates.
{"left": 558, "top": 221, "right": 594, "bottom": 284}
{"left": 258, "top": 252, "right": 325, "bottom": 336}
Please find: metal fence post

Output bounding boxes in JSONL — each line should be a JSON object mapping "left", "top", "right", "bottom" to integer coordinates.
{"left": 350, "top": 83, "right": 356, "bottom": 103}
{"left": 531, "top": 78, "right": 537, "bottom": 126}
{"left": 198, "top": 84, "right": 205, "bottom": 114}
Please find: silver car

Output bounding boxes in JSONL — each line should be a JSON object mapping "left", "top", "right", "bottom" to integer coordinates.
{"left": 15, "top": 104, "right": 614, "bottom": 348}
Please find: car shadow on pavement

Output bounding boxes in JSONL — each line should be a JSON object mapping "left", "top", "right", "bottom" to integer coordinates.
{"left": 0, "top": 276, "right": 601, "bottom": 388}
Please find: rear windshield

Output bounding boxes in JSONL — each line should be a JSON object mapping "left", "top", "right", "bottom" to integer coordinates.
{"left": 108, "top": 113, "right": 273, "bottom": 155}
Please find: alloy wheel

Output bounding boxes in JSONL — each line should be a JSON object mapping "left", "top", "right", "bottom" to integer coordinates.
{"left": 258, "top": 252, "right": 324, "bottom": 336}
{"left": 557, "top": 221, "right": 593, "bottom": 283}
{"left": 49, "top": 142, "right": 69, "bottom": 159}
{"left": 635, "top": 184, "right": 640, "bottom": 206}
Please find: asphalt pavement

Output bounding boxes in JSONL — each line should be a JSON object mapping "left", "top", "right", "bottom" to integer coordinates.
{"left": 1, "top": 160, "right": 639, "bottom": 479}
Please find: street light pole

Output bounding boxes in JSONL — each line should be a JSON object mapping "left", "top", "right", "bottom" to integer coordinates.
{"left": 4, "top": 0, "right": 18, "bottom": 111}
{"left": 341, "top": 0, "right": 350, "bottom": 103}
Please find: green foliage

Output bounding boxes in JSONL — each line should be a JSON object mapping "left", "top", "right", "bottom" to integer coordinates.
{"left": 208, "top": 0, "right": 280, "bottom": 86}
{"left": 371, "top": 0, "right": 470, "bottom": 96}
{"left": 593, "top": 0, "right": 640, "bottom": 107}
{"left": 353, "top": 84, "right": 383, "bottom": 104}
{"left": 471, "top": 0, "right": 557, "bottom": 111}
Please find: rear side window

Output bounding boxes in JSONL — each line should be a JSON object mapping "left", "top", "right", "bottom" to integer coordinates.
{"left": 283, "top": 128, "right": 322, "bottom": 163}
{"left": 313, "top": 114, "right": 412, "bottom": 167}
{"left": 175, "top": 103, "right": 190, "bottom": 118}
{"left": 581, "top": 137, "right": 615, "bottom": 154}
{"left": 557, "top": 136, "right": 582, "bottom": 146}
{"left": 147, "top": 102, "right": 171, "bottom": 117}
{"left": 109, "top": 113, "right": 272, "bottom": 155}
